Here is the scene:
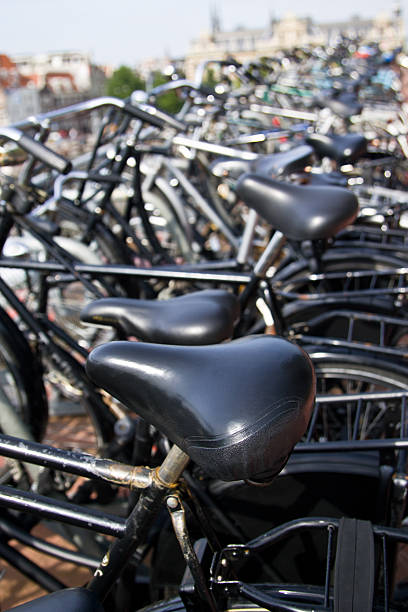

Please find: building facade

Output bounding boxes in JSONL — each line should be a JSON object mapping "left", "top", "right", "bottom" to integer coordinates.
{"left": 11, "top": 50, "right": 93, "bottom": 92}
{"left": 184, "top": 6, "right": 405, "bottom": 80}
{"left": 0, "top": 51, "right": 107, "bottom": 126}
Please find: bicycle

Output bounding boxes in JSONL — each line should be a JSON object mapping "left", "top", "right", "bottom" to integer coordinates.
{"left": 0, "top": 336, "right": 408, "bottom": 610}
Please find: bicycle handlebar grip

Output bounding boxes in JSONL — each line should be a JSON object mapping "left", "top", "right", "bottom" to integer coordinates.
{"left": 130, "top": 103, "right": 186, "bottom": 132}
{"left": 87, "top": 172, "right": 123, "bottom": 184}
{"left": 18, "top": 134, "right": 72, "bottom": 174}
{"left": 148, "top": 109, "right": 186, "bottom": 132}
{"left": 123, "top": 103, "right": 166, "bottom": 129}
{"left": 197, "top": 85, "right": 227, "bottom": 101}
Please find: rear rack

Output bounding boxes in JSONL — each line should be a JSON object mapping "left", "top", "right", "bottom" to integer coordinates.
{"left": 300, "top": 390, "right": 408, "bottom": 448}
{"left": 273, "top": 266, "right": 408, "bottom": 301}
{"left": 336, "top": 224, "right": 408, "bottom": 255}
{"left": 212, "top": 517, "right": 408, "bottom": 611}
{"left": 292, "top": 309, "right": 408, "bottom": 361}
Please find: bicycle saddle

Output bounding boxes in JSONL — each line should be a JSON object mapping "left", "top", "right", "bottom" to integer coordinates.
{"left": 235, "top": 174, "right": 358, "bottom": 241}
{"left": 80, "top": 290, "right": 240, "bottom": 344}
{"left": 255, "top": 145, "right": 315, "bottom": 178}
{"left": 305, "top": 133, "right": 367, "bottom": 164}
{"left": 86, "top": 335, "right": 315, "bottom": 482}
{"left": 210, "top": 157, "right": 252, "bottom": 180}
{"left": 210, "top": 145, "right": 314, "bottom": 180}
{"left": 298, "top": 171, "right": 348, "bottom": 187}
{"left": 4, "top": 588, "right": 103, "bottom": 612}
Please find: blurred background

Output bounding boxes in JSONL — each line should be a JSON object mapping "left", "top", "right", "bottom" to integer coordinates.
{"left": 0, "top": 0, "right": 406, "bottom": 127}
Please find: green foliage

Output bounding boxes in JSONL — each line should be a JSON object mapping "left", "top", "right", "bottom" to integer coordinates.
{"left": 152, "top": 72, "right": 184, "bottom": 115}
{"left": 202, "top": 67, "right": 218, "bottom": 88}
{"left": 106, "top": 66, "right": 145, "bottom": 99}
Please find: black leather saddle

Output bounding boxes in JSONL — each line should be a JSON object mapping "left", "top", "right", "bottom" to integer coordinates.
{"left": 306, "top": 133, "right": 367, "bottom": 164}
{"left": 5, "top": 588, "right": 103, "bottom": 612}
{"left": 86, "top": 335, "right": 315, "bottom": 482}
{"left": 210, "top": 144, "right": 314, "bottom": 180}
{"left": 235, "top": 174, "right": 358, "bottom": 241}
{"left": 301, "top": 171, "right": 348, "bottom": 187}
{"left": 256, "top": 145, "right": 314, "bottom": 178}
{"left": 80, "top": 290, "right": 240, "bottom": 344}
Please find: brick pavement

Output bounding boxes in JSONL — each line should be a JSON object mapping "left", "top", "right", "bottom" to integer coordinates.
{"left": 0, "top": 524, "right": 92, "bottom": 610}
{"left": 0, "top": 414, "right": 96, "bottom": 609}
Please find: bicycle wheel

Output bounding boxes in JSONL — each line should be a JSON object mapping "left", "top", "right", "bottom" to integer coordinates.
{"left": 52, "top": 199, "right": 144, "bottom": 297}
{"left": 282, "top": 294, "right": 408, "bottom": 371}
{"left": 310, "top": 349, "right": 408, "bottom": 391}
{"left": 0, "top": 306, "right": 47, "bottom": 444}
{"left": 136, "top": 187, "right": 196, "bottom": 263}
{"left": 48, "top": 236, "right": 116, "bottom": 349}
{"left": 0, "top": 233, "right": 117, "bottom": 455}
{"left": 0, "top": 306, "right": 48, "bottom": 487}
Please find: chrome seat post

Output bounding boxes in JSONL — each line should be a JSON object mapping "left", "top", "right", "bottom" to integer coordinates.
{"left": 88, "top": 445, "right": 189, "bottom": 600}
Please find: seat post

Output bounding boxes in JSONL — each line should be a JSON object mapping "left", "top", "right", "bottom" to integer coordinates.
{"left": 157, "top": 444, "right": 190, "bottom": 485}
{"left": 87, "top": 445, "right": 189, "bottom": 600}
{"left": 253, "top": 230, "right": 286, "bottom": 278}
{"left": 237, "top": 209, "right": 259, "bottom": 266}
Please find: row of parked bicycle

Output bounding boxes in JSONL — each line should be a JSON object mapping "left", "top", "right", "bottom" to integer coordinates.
{"left": 0, "top": 42, "right": 407, "bottom": 611}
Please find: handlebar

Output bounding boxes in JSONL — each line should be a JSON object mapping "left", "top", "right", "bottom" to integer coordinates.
{"left": 172, "top": 135, "right": 258, "bottom": 161}
{"left": 33, "top": 170, "right": 125, "bottom": 217}
{"left": 249, "top": 103, "right": 318, "bottom": 123}
{"left": 0, "top": 127, "right": 72, "bottom": 174}
{"left": 54, "top": 170, "right": 123, "bottom": 197}
{"left": 194, "top": 59, "right": 243, "bottom": 87}
{"left": 12, "top": 97, "right": 167, "bottom": 131}
{"left": 136, "top": 103, "right": 186, "bottom": 132}
{"left": 148, "top": 78, "right": 227, "bottom": 103}
{"left": 148, "top": 79, "right": 196, "bottom": 97}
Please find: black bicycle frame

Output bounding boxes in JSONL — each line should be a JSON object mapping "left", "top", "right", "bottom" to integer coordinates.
{"left": 0, "top": 429, "right": 407, "bottom": 610}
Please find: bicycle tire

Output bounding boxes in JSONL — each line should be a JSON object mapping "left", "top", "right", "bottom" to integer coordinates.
{"left": 140, "top": 186, "right": 195, "bottom": 263}
{"left": 137, "top": 600, "right": 185, "bottom": 612}
{"left": 0, "top": 306, "right": 48, "bottom": 442}
{"left": 54, "top": 200, "right": 144, "bottom": 297}
{"left": 333, "top": 518, "right": 374, "bottom": 612}
{"left": 309, "top": 349, "right": 408, "bottom": 389}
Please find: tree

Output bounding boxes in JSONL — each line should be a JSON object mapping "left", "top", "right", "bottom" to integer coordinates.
{"left": 106, "top": 66, "right": 145, "bottom": 99}
{"left": 151, "top": 72, "right": 184, "bottom": 115}
{"left": 202, "top": 67, "right": 218, "bottom": 89}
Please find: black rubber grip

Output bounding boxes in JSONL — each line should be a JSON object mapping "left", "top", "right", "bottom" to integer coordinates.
{"left": 123, "top": 103, "right": 165, "bottom": 128}
{"left": 126, "top": 103, "right": 186, "bottom": 132}
{"left": 87, "top": 172, "right": 123, "bottom": 184}
{"left": 197, "top": 85, "right": 227, "bottom": 101}
{"left": 142, "top": 106, "right": 186, "bottom": 132}
{"left": 18, "top": 134, "right": 72, "bottom": 174}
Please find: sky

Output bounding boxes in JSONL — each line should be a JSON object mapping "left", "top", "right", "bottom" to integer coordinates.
{"left": 1, "top": 0, "right": 407, "bottom": 67}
